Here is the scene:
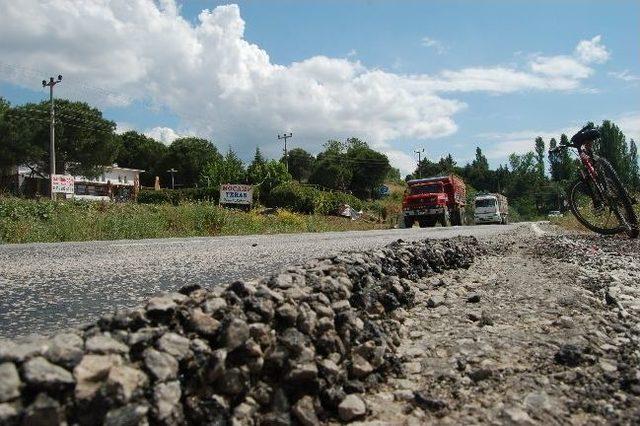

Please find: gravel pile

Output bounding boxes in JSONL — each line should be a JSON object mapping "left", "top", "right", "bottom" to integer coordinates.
{"left": 0, "top": 237, "right": 478, "bottom": 425}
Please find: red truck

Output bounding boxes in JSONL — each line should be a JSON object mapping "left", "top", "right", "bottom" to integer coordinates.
{"left": 402, "top": 174, "right": 467, "bottom": 228}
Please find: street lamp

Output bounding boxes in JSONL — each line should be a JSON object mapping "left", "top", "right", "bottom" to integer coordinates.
{"left": 278, "top": 132, "right": 293, "bottom": 172}
{"left": 167, "top": 168, "right": 178, "bottom": 189}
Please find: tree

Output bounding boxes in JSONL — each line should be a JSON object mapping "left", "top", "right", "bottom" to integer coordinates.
{"left": 548, "top": 138, "right": 561, "bottom": 181}
{"left": 163, "top": 137, "right": 221, "bottom": 187}
{"left": 597, "top": 120, "right": 630, "bottom": 185}
{"left": 115, "top": 131, "right": 167, "bottom": 186}
{"left": 284, "top": 148, "right": 315, "bottom": 182}
{"left": 0, "top": 99, "right": 119, "bottom": 177}
{"left": 247, "top": 147, "right": 266, "bottom": 185}
{"left": 630, "top": 139, "right": 639, "bottom": 190}
{"left": 557, "top": 134, "right": 577, "bottom": 181}
{"left": 345, "top": 138, "right": 390, "bottom": 198}
{"left": 200, "top": 148, "right": 245, "bottom": 188}
{"left": 386, "top": 167, "right": 402, "bottom": 182}
{"left": 534, "top": 137, "right": 545, "bottom": 179}
{"left": 309, "top": 140, "right": 352, "bottom": 191}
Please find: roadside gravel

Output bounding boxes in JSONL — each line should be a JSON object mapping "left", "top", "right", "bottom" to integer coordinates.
{"left": 357, "top": 224, "right": 640, "bottom": 424}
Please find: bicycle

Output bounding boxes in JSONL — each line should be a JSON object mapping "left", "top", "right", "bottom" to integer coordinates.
{"left": 549, "top": 125, "right": 639, "bottom": 238}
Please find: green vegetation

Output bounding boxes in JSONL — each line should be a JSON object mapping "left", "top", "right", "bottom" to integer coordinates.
{"left": 409, "top": 120, "right": 638, "bottom": 220}
{"left": 0, "top": 196, "right": 387, "bottom": 244}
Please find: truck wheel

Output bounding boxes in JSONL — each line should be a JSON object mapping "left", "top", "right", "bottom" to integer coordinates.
{"left": 404, "top": 217, "right": 415, "bottom": 228}
{"left": 440, "top": 211, "right": 451, "bottom": 227}
{"left": 417, "top": 219, "right": 427, "bottom": 228}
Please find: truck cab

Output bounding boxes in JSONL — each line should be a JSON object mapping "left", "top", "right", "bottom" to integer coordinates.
{"left": 474, "top": 193, "right": 508, "bottom": 225}
{"left": 402, "top": 175, "right": 466, "bottom": 228}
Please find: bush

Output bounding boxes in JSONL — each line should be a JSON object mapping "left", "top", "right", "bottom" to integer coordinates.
{"left": 267, "top": 182, "right": 364, "bottom": 215}
{"left": 138, "top": 187, "right": 220, "bottom": 205}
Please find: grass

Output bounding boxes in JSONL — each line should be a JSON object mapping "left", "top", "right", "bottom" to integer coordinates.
{"left": 0, "top": 197, "right": 390, "bottom": 244}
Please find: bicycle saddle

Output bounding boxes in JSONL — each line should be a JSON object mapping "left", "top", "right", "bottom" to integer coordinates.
{"left": 570, "top": 125, "right": 600, "bottom": 145}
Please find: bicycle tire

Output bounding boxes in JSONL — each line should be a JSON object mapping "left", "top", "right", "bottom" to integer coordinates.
{"left": 596, "top": 157, "right": 639, "bottom": 238}
{"left": 568, "top": 179, "right": 620, "bottom": 235}
{"left": 567, "top": 158, "right": 639, "bottom": 238}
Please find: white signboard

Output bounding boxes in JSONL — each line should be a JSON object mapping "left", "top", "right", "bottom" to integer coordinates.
{"left": 220, "top": 184, "right": 253, "bottom": 205}
{"left": 51, "top": 174, "right": 75, "bottom": 194}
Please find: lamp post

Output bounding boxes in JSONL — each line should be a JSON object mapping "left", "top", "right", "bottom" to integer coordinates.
{"left": 167, "top": 168, "right": 177, "bottom": 189}
{"left": 414, "top": 148, "right": 424, "bottom": 178}
{"left": 42, "top": 75, "right": 62, "bottom": 199}
{"left": 278, "top": 132, "right": 293, "bottom": 172}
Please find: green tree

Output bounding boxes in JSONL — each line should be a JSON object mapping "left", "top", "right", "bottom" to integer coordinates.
{"left": 284, "top": 148, "right": 315, "bottom": 182}
{"left": 1, "top": 99, "right": 118, "bottom": 177}
{"left": 534, "top": 137, "right": 545, "bottom": 179}
{"left": 163, "top": 137, "right": 221, "bottom": 187}
{"left": 200, "top": 148, "right": 246, "bottom": 188}
{"left": 345, "top": 138, "right": 390, "bottom": 198}
{"left": 247, "top": 147, "right": 266, "bottom": 185}
{"left": 597, "top": 120, "right": 630, "bottom": 185}
{"left": 548, "top": 138, "right": 561, "bottom": 181}
{"left": 630, "top": 139, "right": 639, "bottom": 191}
{"left": 386, "top": 167, "right": 402, "bottom": 182}
{"left": 115, "top": 131, "right": 167, "bottom": 186}
{"left": 309, "top": 139, "right": 352, "bottom": 191}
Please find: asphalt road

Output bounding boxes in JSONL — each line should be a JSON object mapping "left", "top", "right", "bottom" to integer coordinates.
{"left": 0, "top": 224, "right": 520, "bottom": 338}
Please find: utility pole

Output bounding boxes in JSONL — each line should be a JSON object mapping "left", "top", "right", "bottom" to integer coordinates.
{"left": 42, "top": 75, "right": 62, "bottom": 200}
{"left": 414, "top": 148, "right": 424, "bottom": 178}
{"left": 167, "top": 168, "right": 177, "bottom": 189}
{"left": 278, "top": 132, "right": 293, "bottom": 172}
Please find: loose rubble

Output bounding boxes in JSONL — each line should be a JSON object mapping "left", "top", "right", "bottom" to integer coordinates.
{"left": 0, "top": 237, "right": 478, "bottom": 425}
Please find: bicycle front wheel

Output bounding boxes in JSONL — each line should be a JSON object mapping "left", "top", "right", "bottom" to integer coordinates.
{"left": 568, "top": 178, "right": 621, "bottom": 235}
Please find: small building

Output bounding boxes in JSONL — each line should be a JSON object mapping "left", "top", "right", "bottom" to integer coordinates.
{"left": 5, "top": 164, "right": 144, "bottom": 201}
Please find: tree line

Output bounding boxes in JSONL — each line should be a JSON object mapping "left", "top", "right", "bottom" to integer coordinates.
{"left": 0, "top": 98, "right": 396, "bottom": 199}
{"left": 409, "top": 120, "right": 638, "bottom": 218}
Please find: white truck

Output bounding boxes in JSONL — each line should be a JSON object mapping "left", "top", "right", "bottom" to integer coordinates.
{"left": 474, "top": 193, "right": 509, "bottom": 225}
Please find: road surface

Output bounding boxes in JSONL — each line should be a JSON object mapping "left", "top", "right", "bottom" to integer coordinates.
{"left": 0, "top": 224, "right": 519, "bottom": 338}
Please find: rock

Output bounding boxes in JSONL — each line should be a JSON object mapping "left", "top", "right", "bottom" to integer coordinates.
{"left": 104, "top": 404, "right": 149, "bottom": 426}
{"left": 154, "top": 380, "right": 182, "bottom": 422}
{"left": 223, "top": 318, "right": 250, "bottom": 351}
{"left": 351, "top": 354, "right": 374, "bottom": 378}
{"left": 146, "top": 296, "right": 177, "bottom": 314}
{"left": 394, "top": 389, "right": 414, "bottom": 401}
{"left": 204, "top": 297, "right": 227, "bottom": 314}
{"left": 23, "top": 357, "right": 74, "bottom": 389}
{"left": 338, "top": 394, "right": 366, "bottom": 421}
{"left": 271, "top": 273, "right": 293, "bottom": 289}
{"left": 157, "top": 333, "right": 191, "bottom": 361}
{"left": 599, "top": 359, "right": 617, "bottom": 373}
{"left": 190, "top": 308, "right": 221, "bottom": 337}
{"left": 426, "top": 295, "right": 445, "bottom": 308}
{"left": 86, "top": 334, "right": 129, "bottom": 354}
{"left": 292, "top": 396, "right": 319, "bottom": 426}
{"left": 0, "top": 403, "right": 19, "bottom": 425}
{"left": 45, "top": 333, "right": 84, "bottom": 368}
{"left": 413, "top": 391, "right": 447, "bottom": 411}
{"left": 232, "top": 397, "right": 258, "bottom": 423}
{"left": 554, "top": 344, "right": 583, "bottom": 367}
{"left": 22, "top": 393, "right": 63, "bottom": 426}
{"left": 0, "top": 339, "right": 49, "bottom": 363}
{"left": 466, "top": 293, "right": 481, "bottom": 303}
{"left": 524, "top": 391, "right": 552, "bottom": 412}
{"left": 287, "top": 363, "right": 318, "bottom": 385}
{"left": 128, "top": 327, "right": 162, "bottom": 348}
{"left": 106, "top": 365, "right": 148, "bottom": 403}
{"left": 0, "top": 363, "right": 20, "bottom": 402}
{"left": 218, "top": 367, "right": 247, "bottom": 396}
{"left": 468, "top": 368, "right": 492, "bottom": 382}
{"left": 479, "top": 311, "right": 494, "bottom": 327}
{"left": 467, "top": 311, "right": 481, "bottom": 322}
{"left": 502, "top": 406, "right": 535, "bottom": 425}
{"left": 143, "top": 348, "right": 178, "bottom": 382}
{"left": 331, "top": 300, "right": 351, "bottom": 313}
{"left": 73, "top": 354, "right": 123, "bottom": 400}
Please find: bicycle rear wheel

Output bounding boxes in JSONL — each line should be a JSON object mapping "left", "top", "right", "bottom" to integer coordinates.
{"left": 567, "top": 158, "right": 639, "bottom": 238}
{"left": 596, "top": 157, "right": 639, "bottom": 238}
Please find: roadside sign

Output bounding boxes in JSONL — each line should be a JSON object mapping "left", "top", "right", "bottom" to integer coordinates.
{"left": 378, "top": 185, "right": 390, "bottom": 197}
{"left": 220, "top": 184, "right": 253, "bottom": 205}
{"left": 51, "top": 174, "right": 75, "bottom": 194}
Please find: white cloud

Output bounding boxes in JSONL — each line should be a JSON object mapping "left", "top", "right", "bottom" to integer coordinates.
{"left": 618, "top": 112, "right": 640, "bottom": 143}
{"left": 609, "top": 70, "right": 640, "bottom": 82}
{"left": 144, "top": 127, "right": 183, "bottom": 145}
{"left": 421, "top": 37, "right": 446, "bottom": 54}
{"left": 0, "top": 1, "right": 611, "bottom": 172}
{"left": 575, "top": 35, "right": 610, "bottom": 64}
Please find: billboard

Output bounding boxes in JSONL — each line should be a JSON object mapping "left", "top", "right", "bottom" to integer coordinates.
{"left": 51, "top": 174, "right": 75, "bottom": 194}
{"left": 219, "top": 184, "right": 253, "bottom": 205}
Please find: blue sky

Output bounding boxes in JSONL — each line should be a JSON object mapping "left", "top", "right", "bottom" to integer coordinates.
{"left": 1, "top": 0, "right": 638, "bottom": 173}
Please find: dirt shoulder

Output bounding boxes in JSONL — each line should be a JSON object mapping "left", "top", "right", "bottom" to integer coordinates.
{"left": 358, "top": 224, "right": 640, "bottom": 424}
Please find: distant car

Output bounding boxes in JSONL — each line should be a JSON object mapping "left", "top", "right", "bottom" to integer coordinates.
{"left": 548, "top": 210, "right": 563, "bottom": 218}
